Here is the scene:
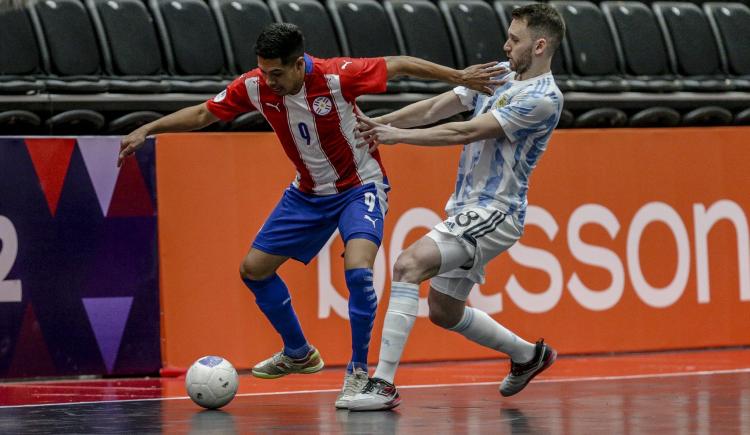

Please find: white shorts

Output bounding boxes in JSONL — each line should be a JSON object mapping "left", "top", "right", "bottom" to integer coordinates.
{"left": 427, "top": 207, "right": 523, "bottom": 301}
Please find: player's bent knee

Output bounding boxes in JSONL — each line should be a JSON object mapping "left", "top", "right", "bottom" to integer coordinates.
{"left": 392, "top": 252, "right": 425, "bottom": 284}
{"left": 428, "top": 305, "right": 461, "bottom": 329}
{"left": 239, "top": 259, "right": 273, "bottom": 282}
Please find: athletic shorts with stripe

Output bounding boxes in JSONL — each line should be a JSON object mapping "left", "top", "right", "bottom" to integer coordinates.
{"left": 427, "top": 206, "right": 523, "bottom": 301}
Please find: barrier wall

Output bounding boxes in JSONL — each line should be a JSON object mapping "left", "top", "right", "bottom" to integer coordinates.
{"left": 0, "top": 137, "right": 161, "bottom": 378}
{"left": 157, "top": 129, "right": 750, "bottom": 371}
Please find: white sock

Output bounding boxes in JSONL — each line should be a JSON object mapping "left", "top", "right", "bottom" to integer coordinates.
{"left": 449, "top": 307, "right": 536, "bottom": 363}
{"left": 372, "top": 282, "right": 419, "bottom": 384}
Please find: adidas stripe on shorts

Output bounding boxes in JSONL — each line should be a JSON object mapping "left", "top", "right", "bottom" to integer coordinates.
{"left": 426, "top": 206, "right": 523, "bottom": 301}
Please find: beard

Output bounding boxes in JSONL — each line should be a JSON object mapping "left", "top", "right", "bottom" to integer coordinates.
{"left": 509, "top": 47, "right": 533, "bottom": 77}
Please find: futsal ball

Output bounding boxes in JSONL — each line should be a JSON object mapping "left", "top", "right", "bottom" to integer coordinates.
{"left": 185, "top": 356, "right": 239, "bottom": 409}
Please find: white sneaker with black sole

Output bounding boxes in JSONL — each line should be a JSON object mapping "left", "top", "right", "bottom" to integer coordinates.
{"left": 347, "top": 377, "right": 401, "bottom": 411}
{"left": 500, "top": 339, "right": 557, "bottom": 397}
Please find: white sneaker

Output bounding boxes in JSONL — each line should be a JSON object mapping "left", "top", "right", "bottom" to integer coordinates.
{"left": 334, "top": 367, "right": 369, "bottom": 409}
{"left": 347, "top": 377, "right": 401, "bottom": 411}
{"left": 500, "top": 339, "right": 556, "bottom": 397}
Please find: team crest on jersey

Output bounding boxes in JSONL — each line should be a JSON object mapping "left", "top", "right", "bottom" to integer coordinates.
{"left": 312, "top": 96, "right": 333, "bottom": 116}
{"left": 213, "top": 89, "right": 227, "bottom": 103}
{"left": 495, "top": 94, "right": 509, "bottom": 109}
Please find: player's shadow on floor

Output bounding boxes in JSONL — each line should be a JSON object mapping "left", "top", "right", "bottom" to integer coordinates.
{"left": 335, "top": 409, "right": 401, "bottom": 434}
{"left": 189, "top": 409, "right": 237, "bottom": 435}
{"left": 500, "top": 407, "right": 537, "bottom": 434}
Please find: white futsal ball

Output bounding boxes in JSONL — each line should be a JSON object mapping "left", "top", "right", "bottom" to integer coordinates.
{"left": 185, "top": 356, "right": 239, "bottom": 409}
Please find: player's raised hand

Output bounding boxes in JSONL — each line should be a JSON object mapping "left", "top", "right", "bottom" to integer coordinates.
{"left": 118, "top": 127, "right": 148, "bottom": 167}
{"left": 460, "top": 61, "right": 508, "bottom": 94}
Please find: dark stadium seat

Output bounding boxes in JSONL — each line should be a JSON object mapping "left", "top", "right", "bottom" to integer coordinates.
{"left": 326, "top": 0, "right": 409, "bottom": 93}
{"left": 574, "top": 107, "right": 628, "bottom": 128}
{"left": 549, "top": 1, "right": 628, "bottom": 93}
{"left": 734, "top": 107, "right": 750, "bottom": 124}
{"left": 384, "top": 0, "right": 457, "bottom": 93}
{"left": 86, "top": 0, "right": 170, "bottom": 93}
{"left": 681, "top": 106, "right": 733, "bottom": 125}
{"left": 653, "top": 2, "right": 733, "bottom": 92}
{"left": 495, "top": 1, "right": 573, "bottom": 91}
{"left": 704, "top": 2, "right": 750, "bottom": 90}
{"left": 628, "top": 106, "right": 681, "bottom": 127}
{"left": 210, "top": 0, "right": 274, "bottom": 73}
{"left": 439, "top": 0, "right": 506, "bottom": 67}
{"left": 0, "top": 7, "right": 44, "bottom": 94}
{"left": 28, "top": 0, "right": 109, "bottom": 93}
{"left": 558, "top": 108, "right": 575, "bottom": 128}
{"left": 148, "top": 0, "right": 231, "bottom": 93}
{"left": 268, "top": 0, "right": 342, "bottom": 58}
{"left": 107, "top": 111, "right": 163, "bottom": 133}
{"left": 45, "top": 109, "right": 106, "bottom": 133}
{"left": 0, "top": 110, "right": 41, "bottom": 133}
{"left": 600, "top": 1, "right": 682, "bottom": 92}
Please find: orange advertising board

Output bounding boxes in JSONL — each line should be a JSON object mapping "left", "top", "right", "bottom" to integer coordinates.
{"left": 156, "top": 128, "right": 750, "bottom": 370}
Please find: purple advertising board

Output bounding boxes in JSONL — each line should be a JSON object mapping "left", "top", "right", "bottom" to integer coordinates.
{"left": 0, "top": 137, "right": 160, "bottom": 378}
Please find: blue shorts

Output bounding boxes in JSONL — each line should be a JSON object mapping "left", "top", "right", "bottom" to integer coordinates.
{"left": 252, "top": 182, "right": 390, "bottom": 264}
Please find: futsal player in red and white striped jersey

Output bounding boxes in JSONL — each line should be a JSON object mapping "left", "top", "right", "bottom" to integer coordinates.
{"left": 118, "top": 23, "right": 503, "bottom": 409}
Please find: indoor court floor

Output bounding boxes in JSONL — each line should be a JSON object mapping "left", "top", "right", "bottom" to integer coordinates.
{"left": 1, "top": 348, "right": 749, "bottom": 434}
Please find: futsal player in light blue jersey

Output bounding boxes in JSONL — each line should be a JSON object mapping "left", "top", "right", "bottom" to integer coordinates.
{"left": 349, "top": 4, "right": 566, "bottom": 411}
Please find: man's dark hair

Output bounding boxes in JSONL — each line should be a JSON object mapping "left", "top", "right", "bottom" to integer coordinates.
{"left": 255, "top": 23, "right": 305, "bottom": 65}
{"left": 511, "top": 3, "right": 566, "bottom": 52}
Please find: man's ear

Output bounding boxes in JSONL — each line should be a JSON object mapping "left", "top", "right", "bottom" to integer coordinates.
{"left": 535, "top": 38, "right": 548, "bottom": 56}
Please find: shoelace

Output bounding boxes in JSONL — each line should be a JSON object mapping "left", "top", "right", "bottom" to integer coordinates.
{"left": 343, "top": 373, "right": 367, "bottom": 396}
{"left": 362, "top": 379, "right": 378, "bottom": 394}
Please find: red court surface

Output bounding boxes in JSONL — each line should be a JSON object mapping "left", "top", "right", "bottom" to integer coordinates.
{"left": 1, "top": 348, "right": 749, "bottom": 433}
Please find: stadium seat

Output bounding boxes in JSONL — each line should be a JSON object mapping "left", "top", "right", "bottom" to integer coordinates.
{"left": 734, "top": 107, "right": 750, "bottom": 124}
{"left": 384, "top": 0, "right": 457, "bottom": 93}
{"left": 107, "top": 111, "right": 163, "bottom": 133}
{"left": 45, "top": 109, "right": 106, "bottom": 133}
{"left": 268, "top": 0, "right": 342, "bottom": 58}
{"left": 439, "top": 0, "right": 506, "bottom": 67}
{"left": 326, "top": 0, "right": 409, "bottom": 93}
{"left": 652, "top": 2, "right": 733, "bottom": 92}
{"left": 229, "top": 112, "right": 269, "bottom": 131}
{"left": 628, "top": 106, "right": 681, "bottom": 127}
{"left": 28, "top": 0, "right": 109, "bottom": 93}
{"left": 681, "top": 106, "right": 733, "bottom": 125}
{"left": 600, "top": 1, "right": 682, "bottom": 92}
{"left": 0, "top": 110, "right": 41, "bottom": 133}
{"left": 558, "top": 108, "right": 575, "bottom": 128}
{"left": 210, "top": 0, "right": 273, "bottom": 73}
{"left": 574, "top": 107, "right": 628, "bottom": 128}
{"left": 148, "top": 0, "right": 231, "bottom": 93}
{"left": 0, "top": 7, "right": 44, "bottom": 94}
{"left": 495, "top": 1, "right": 573, "bottom": 91}
{"left": 549, "top": 1, "right": 628, "bottom": 93}
{"left": 704, "top": 2, "right": 750, "bottom": 90}
{"left": 86, "top": 0, "right": 170, "bottom": 93}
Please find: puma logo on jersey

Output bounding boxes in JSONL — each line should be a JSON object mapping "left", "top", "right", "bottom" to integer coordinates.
{"left": 265, "top": 102, "right": 281, "bottom": 112}
{"left": 364, "top": 215, "right": 379, "bottom": 228}
{"left": 341, "top": 61, "right": 353, "bottom": 70}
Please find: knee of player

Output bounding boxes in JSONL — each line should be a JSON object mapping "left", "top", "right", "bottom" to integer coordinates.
{"left": 239, "top": 260, "right": 271, "bottom": 282}
{"left": 392, "top": 252, "right": 425, "bottom": 283}
{"left": 428, "top": 305, "right": 461, "bottom": 329}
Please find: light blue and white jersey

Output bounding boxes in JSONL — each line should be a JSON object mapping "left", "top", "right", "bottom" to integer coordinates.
{"left": 446, "top": 62, "right": 563, "bottom": 221}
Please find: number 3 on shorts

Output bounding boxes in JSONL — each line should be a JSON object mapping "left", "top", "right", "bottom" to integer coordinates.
{"left": 364, "top": 192, "right": 376, "bottom": 212}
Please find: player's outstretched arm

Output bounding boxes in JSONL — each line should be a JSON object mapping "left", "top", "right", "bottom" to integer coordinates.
{"left": 358, "top": 112, "right": 505, "bottom": 147}
{"left": 385, "top": 57, "right": 506, "bottom": 94}
{"left": 373, "top": 91, "right": 466, "bottom": 129}
{"left": 118, "top": 103, "right": 219, "bottom": 167}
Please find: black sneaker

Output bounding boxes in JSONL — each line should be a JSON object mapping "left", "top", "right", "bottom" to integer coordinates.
{"left": 347, "top": 377, "right": 401, "bottom": 411}
{"left": 500, "top": 339, "right": 556, "bottom": 397}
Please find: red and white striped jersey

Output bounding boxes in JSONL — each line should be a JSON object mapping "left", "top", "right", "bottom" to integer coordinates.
{"left": 206, "top": 54, "right": 388, "bottom": 195}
